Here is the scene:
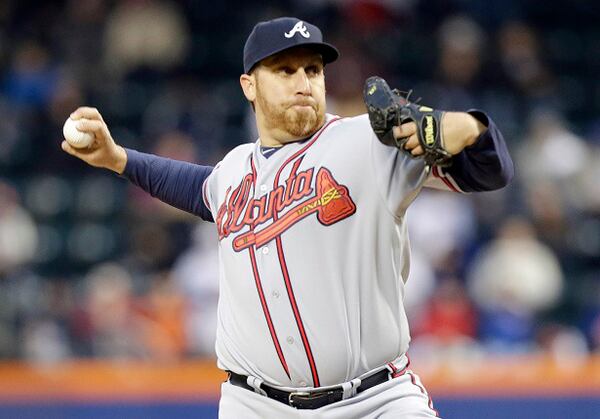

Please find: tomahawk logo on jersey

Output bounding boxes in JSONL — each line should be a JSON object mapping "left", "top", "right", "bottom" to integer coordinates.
{"left": 215, "top": 157, "right": 356, "bottom": 251}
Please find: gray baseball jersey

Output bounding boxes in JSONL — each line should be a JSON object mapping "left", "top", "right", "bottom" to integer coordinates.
{"left": 202, "top": 113, "right": 458, "bottom": 389}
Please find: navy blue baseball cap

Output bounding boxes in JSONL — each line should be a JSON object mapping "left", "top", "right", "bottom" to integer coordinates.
{"left": 243, "top": 17, "right": 339, "bottom": 74}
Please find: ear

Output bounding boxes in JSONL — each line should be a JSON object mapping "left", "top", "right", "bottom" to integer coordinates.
{"left": 240, "top": 73, "right": 256, "bottom": 102}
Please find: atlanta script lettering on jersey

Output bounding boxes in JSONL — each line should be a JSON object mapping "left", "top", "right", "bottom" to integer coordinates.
{"left": 216, "top": 158, "right": 356, "bottom": 251}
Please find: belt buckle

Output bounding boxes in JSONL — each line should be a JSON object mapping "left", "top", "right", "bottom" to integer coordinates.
{"left": 288, "top": 391, "right": 312, "bottom": 408}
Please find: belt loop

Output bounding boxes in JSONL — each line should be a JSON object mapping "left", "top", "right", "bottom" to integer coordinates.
{"left": 385, "top": 362, "right": 396, "bottom": 379}
{"left": 341, "top": 378, "right": 362, "bottom": 399}
{"left": 350, "top": 378, "right": 362, "bottom": 397}
{"left": 387, "top": 354, "right": 409, "bottom": 379}
{"left": 247, "top": 375, "right": 268, "bottom": 397}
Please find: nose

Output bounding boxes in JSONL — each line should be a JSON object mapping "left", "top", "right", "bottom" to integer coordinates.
{"left": 293, "top": 68, "right": 311, "bottom": 95}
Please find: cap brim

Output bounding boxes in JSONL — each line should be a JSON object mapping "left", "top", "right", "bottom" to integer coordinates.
{"left": 247, "top": 42, "right": 340, "bottom": 73}
{"left": 303, "top": 42, "right": 340, "bottom": 65}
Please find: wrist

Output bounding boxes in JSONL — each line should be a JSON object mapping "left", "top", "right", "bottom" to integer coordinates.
{"left": 465, "top": 113, "right": 486, "bottom": 147}
{"left": 111, "top": 146, "right": 128, "bottom": 174}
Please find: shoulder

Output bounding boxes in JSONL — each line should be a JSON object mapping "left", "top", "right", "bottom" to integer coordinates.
{"left": 221, "top": 142, "right": 255, "bottom": 163}
{"left": 205, "top": 142, "right": 254, "bottom": 187}
{"left": 323, "top": 113, "right": 374, "bottom": 140}
{"left": 326, "top": 113, "right": 371, "bottom": 129}
{"left": 212, "top": 142, "right": 255, "bottom": 172}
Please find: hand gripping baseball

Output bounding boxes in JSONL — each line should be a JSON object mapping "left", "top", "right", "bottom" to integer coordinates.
{"left": 61, "top": 107, "right": 128, "bottom": 174}
{"left": 363, "top": 76, "right": 452, "bottom": 168}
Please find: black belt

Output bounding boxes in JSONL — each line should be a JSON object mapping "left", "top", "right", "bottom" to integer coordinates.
{"left": 227, "top": 368, "right": 395, "bottom": 410}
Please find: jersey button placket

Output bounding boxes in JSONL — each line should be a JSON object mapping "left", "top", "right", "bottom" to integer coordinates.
{"left": 254, "top": 168, "right": 304, "bottom": 382}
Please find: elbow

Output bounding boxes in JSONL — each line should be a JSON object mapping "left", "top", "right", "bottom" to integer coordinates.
{"left": 471, "top": 157, "right": 514, "bottom": 192}
{"left": 489, "top": 157, "right": 515, "bottom": 190}
{"left": 500, "top": 156, "right": 515, "bottom": 188}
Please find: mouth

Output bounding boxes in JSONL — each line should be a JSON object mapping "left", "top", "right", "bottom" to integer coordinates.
{"left": 289, "top": 102, "right": 316, "bottom": 110}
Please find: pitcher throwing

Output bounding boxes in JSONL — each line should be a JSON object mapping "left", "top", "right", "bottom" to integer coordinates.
{"left": 62, "top": 17, "right": 513, "bottom": 418}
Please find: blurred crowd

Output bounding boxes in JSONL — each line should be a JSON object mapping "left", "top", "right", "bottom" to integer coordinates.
{"left": 1, "top": 0, "right": 599, "bottom": 364}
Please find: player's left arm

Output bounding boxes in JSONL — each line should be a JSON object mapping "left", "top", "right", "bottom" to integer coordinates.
{"left": 414, "top": 111, "right": 514, "bottom": 193}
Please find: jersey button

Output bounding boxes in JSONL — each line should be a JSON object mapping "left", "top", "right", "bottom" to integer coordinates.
{"left": 262, "top": 247, "right": 269, "bottom": 255}
{"left": 272, "top": 290, "right": 280, "bottom": 299}
{"left": 260, "top": 184, "right": 267, "bottom": 192}
{"left": 299, "top": 381, "right": 307, "bottom": 387}
{"left": 286, "top": 336, "right": 294, "bottom": 344}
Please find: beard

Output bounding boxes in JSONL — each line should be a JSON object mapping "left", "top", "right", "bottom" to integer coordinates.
{"left": 256, "top": 89, "right": 325, "bottom": 140}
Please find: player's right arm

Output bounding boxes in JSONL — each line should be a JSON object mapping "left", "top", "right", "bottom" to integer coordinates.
{"left": 61, "top": 107, "right": 214, "bottom": 222}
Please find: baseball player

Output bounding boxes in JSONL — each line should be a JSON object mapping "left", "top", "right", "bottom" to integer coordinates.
{"left": 62, "top": 17, "right": 513, "bottom": 418}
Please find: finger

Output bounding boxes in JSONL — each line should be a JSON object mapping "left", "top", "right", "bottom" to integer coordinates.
{"left": 61, "top": 140, "right": 80, "bottom": 157}
{"left": 70, "top": 107, "right": 105, "bottom": 122}
{"left": 392, "top": 126, "right": 404, "bottom": 139}
{"left": 393, "top": 121, "right": 417, "bottom": 139}
{"left": 411, "top": 145, "right": 424, "bottom": 156}
{"left": 75, "top": 118, "right": 109, "bottom": 142}
{"left": 403, "top": 135, "right": 420, "bottom": 150}
{"left": 401, "top": 121, "right": 417, "bottom": 136}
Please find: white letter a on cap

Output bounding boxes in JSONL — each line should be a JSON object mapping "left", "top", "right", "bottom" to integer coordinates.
{"left": 284, "top": 21, "right": 310, "bottom": 39}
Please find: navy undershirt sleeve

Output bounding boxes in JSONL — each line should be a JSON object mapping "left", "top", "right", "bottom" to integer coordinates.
{"left": 122, "top": 149, "right": 214, "bottom": 222}
{"left": 444, "top": 111, "right": 514, "bottom": 192}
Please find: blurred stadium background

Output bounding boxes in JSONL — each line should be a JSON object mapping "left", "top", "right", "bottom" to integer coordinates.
{"left": 0, "top": 0, "right": 599, "bottom": 418}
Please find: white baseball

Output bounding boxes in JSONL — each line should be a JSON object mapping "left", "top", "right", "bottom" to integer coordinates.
{"left": 63, "top": 117, "right": 95, "bottom": 149}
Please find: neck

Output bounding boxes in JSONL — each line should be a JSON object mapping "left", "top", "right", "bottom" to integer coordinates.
{"left": 257, "top": 126, "right": 295, "bottom": 147}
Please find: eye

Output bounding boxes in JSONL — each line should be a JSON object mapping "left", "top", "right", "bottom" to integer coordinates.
{"left": 306, "top": 65, "right": 322, "bottom": 76}
{"left": 278, "top": 66, "right": 295, "bottom": 75}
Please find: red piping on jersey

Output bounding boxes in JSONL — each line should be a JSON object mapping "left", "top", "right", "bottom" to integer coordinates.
{"left": 247, "top": 246, "right": 290, "bottom": 378}
{"left": 201, "top": 179, "right": 211, "bottom": 212}
{"left": 246, "top": 157, "right": 291, "bottom": 379}
{"left": 408, "top": 372, "right": 440, "bottom": 417}
{"left": 432, "top": 165, "right": 459, "bottom": 193}
{"left": 274, "top": 239, "right": 319, "bottom": 385}
{"left": 387, "top": 358, "right": 410, "bottom": 378}
{"left": 270, "top": 117, "right": 340, "bottom": 387}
